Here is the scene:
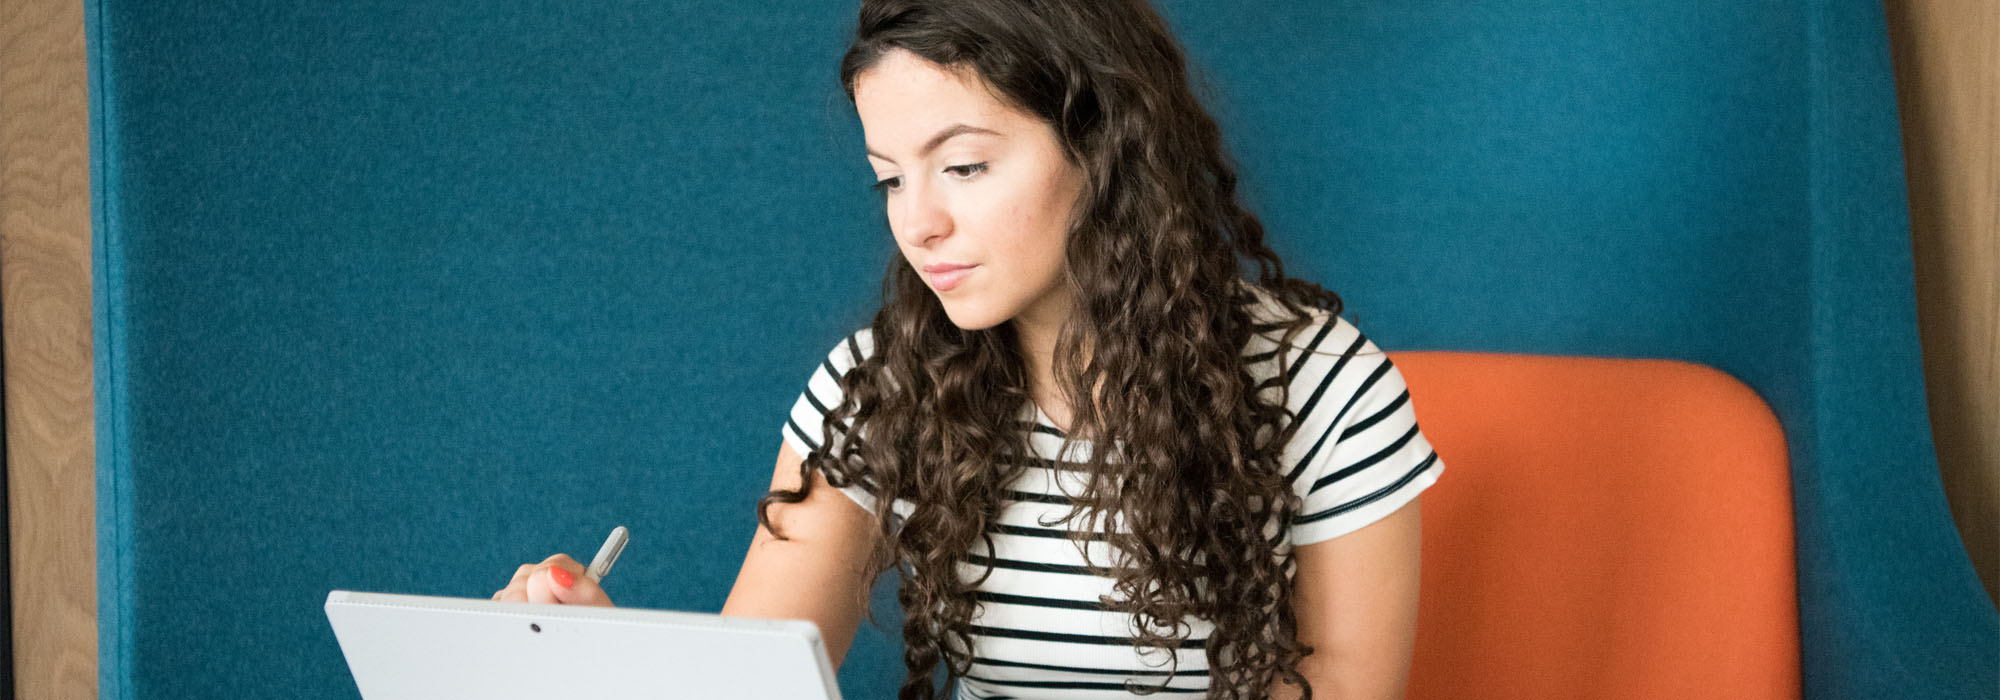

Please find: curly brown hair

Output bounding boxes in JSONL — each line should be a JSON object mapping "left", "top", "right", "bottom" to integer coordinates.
{"left": 759, "top": 1, "right": 1355, "bottom": 697}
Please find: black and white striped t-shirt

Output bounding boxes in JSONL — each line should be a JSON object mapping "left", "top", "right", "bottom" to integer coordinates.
{"left": 779, "top": 284, "right": 1445, "bottom": 699}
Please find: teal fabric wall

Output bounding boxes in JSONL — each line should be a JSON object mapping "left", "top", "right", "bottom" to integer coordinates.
{"left": 86, "top": 1, "right": 1996, "bottom": 698}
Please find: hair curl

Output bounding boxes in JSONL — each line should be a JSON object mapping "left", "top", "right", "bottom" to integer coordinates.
{"left": 759, "top": 1, "right": 1351, "bottom": 697}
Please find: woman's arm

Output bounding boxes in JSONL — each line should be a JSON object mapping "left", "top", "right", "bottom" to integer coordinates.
{"left": 720, "top": 441, "right": 884, "bottom": 670}
{"left": 1269, "top": 498, "right": 1425, "bottom": 700}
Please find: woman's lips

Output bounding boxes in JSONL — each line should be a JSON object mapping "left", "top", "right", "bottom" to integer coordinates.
{"left": 926, "top": 265, "right": 977, "bottom": 291}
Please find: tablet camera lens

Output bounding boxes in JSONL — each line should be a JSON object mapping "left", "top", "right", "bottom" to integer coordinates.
{"left": 530, "top": 623, "right": 541, "bottom": 633}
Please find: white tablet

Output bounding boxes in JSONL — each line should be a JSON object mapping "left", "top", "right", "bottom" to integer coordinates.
{"left": 325, "top": 590, "right": 843, "bottom": 699}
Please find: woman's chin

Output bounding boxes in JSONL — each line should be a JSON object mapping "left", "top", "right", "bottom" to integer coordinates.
{"left": 939, "top": 302, "right": 1008, "bottom": 332}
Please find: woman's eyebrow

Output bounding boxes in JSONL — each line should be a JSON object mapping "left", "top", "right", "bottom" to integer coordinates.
{"left": 866, "top": 123, "right": 1003, "bottom": 162}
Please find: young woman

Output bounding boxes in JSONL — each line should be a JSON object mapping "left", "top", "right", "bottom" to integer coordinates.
{"left": 495, "top": 1, "right": 1446, "bottom": 698}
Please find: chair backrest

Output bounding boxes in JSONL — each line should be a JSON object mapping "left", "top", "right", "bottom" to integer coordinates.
{"left": 1391, "top": 351, "right": 1799, "bottom": 699}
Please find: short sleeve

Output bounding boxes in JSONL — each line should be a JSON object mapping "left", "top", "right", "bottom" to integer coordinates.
{"left": 1277, "top": 317, "right": 1445, "bottom": 547}
{"left": 778, "top": 328, "right": 888, "bottom": 516}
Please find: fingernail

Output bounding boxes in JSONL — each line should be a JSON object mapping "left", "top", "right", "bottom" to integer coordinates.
{"left": 549, "top": 567, "right": 574, "bottom": 589}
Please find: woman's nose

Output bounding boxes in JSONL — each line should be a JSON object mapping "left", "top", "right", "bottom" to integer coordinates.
{"left": 894, "top": 187, "right": 952, "bottom": 249}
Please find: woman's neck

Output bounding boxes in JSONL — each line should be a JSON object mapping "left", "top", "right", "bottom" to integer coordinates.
{"left": 1011, "top": 291, "right": 1086, "bottom": 431}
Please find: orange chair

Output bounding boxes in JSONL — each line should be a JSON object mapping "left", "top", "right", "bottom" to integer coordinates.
{"left": 1392, "top": 352, "right": 1800, "bottom": 699}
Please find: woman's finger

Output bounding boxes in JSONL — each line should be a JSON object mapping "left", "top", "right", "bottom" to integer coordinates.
{"left": 524, "top": 555, "right": 580, "bottom": 605}
{"left": 500, "top": 554, "right": 614, "bottom": 606}
{"left": 493, "top": 563, "right": 537, "bottom": 603}
{"left": 543, "top": 564, "right": 614, "bottom": 607}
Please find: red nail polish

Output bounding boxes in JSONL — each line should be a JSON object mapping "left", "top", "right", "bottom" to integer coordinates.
{"left": 549, "top": 567, "right": 573, "bottom": 589}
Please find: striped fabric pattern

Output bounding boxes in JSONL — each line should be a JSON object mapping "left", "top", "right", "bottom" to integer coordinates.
{"left": 780, "top": 285, "right": 1445, "bottom": 699}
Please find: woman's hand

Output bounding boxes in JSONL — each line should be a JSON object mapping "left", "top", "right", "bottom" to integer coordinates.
{"left": 492, "top": 553, "right": 615, "bottom": 607}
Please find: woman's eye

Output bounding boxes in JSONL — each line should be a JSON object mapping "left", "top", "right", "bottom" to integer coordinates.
{"left": 869, "top": 163, "right": 984, "bottom": 195}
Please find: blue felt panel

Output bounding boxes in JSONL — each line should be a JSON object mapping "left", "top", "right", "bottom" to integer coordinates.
{"left": 87, "top": 0, "right": 1995, "bottom": 698}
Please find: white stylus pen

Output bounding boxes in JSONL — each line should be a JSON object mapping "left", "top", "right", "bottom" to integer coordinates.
{"left": 584, "top": 526, "right": 628, "bottom": 583}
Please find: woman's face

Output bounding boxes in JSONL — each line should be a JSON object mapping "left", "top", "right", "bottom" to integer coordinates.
{"left": 853, "top": 49, "right": 1087, "bottom": 333}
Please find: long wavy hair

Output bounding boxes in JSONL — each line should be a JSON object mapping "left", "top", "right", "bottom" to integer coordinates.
{"left": 759, "top": 1, "right": 1348, "bottom": 697}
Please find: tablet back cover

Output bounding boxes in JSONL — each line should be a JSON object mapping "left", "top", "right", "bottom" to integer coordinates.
{"left": 325, "top": 591, "right": 842, "bottom": 699}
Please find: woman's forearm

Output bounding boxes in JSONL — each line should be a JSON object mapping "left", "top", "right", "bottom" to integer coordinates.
{"left": 1266, "top": 657, "right": 1409, "bottom": 700}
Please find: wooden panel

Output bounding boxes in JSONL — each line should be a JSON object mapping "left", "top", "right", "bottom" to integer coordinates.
{"left": 0, "top": 0, "right": 97, "bottom": 695}
{"left": 1887, "top": 0, "right": 2000, "bottom": 606}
